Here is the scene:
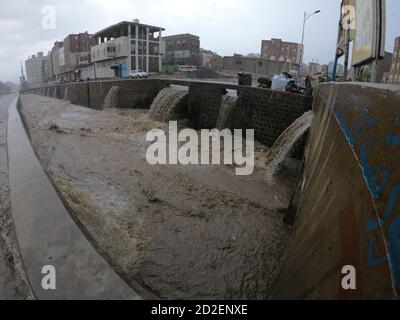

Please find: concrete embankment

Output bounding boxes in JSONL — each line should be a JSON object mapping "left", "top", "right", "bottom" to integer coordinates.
{"left": 7, "top": 97, "right": 140, "bottom": 299}
{"left": 273, "top": 83, "right": 400, "bottom": 299}
{"left": 0, "top": 94, "right": 32, "bottom": 299}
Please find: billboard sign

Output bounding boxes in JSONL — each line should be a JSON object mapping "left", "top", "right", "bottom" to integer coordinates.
{"left": 352, "top": 0, "right": 386, "bottom": 66}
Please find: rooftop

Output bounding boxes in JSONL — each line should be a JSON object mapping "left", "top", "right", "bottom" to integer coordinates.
{"left": 93, "top": 21, "right": 165, "bottom": 38}
{"left": 262, "top": 38, "right": 301, "bottom": 46}
{"left": 162, "top": 33, "right": 199, "bottom": 40}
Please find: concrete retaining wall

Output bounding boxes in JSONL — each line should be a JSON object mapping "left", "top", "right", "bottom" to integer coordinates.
{"left": 273, "top": 83, "right": 400, "bottom": 299}
{"left": 21, "top": 79, "right": 312, "bottom": 147}
{"left": 234, "top": 87, "right": 311, "bottom": 146}
{"left": 23, "top": 79, "right": 167, "bottom": 110}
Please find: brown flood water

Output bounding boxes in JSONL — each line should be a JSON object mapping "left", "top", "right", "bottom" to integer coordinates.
{"left": 18, "top": 94, "right": 304, "bottom": 299}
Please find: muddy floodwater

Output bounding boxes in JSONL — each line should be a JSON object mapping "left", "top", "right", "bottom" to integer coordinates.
{"left": 19, "top": 94, "right": 302, "bottom": 299}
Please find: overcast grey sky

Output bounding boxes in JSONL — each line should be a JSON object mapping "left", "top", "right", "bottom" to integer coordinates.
{"left": 0, "top": 0, "right": 399, "bottom": 83}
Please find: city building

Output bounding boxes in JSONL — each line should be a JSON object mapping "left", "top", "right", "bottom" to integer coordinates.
{"left": 389, "top": 37, "right": 400, "bottom": 84}
{"left": 307, "top": 62, "right": 319, "bottom": 76}
{"left": 223, "top": 55, "right": 290, "bottom": 76}
{"left": 321, "top": 64, "right": 329, "bottom": 77}
{"left": 328, "top": 61, "right": 344, "bottom": 76}
{"left": 200, "top": 49, "right": 223, "bottom": 71}
{"left": 162, "top": 34, "right": 200, "bottom": 70}
{"left": 25, "top": 52, "right": 47, "bottom": 87}
{"left": 358, "top": 51, "right": 393, "bottom": 83}
{"left": 90, "top": 20, "right": 165, "bottom": 78}
{"left": 19, "top": 62, "right": 28, "bottom": 90}
{"left": 246, "top": 53, "right": 261, "bottom": 58}
{"left": 43, "top": 51, "right": 54, "bottom": 82}
{"left": 260, "top": 38, "right": 303, "bottom": 65}
{"left": 59, "top": 32, "right": 94, "bottom": 81}
{"left": 50, "top": 41, "right": 64, "bottom": 81}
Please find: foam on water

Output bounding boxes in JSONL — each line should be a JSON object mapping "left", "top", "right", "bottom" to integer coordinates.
{"left": 148, "top": 86, "right": 188, "bottom": 122}
{"left": 264, "top": 111, "right": 314, "bottom": 179}
{"left": 217, "top": 95, "right": 238, "bottom": 130}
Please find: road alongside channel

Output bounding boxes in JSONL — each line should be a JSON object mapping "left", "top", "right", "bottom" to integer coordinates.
{"left": 7, "top": 96, "right": 140, "bottom": 299}
{"left": 0, "top": 94, "right": 32, "bottom": 299}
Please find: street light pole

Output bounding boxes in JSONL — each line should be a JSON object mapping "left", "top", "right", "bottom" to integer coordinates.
{"left": 298, "top": 10, "right": 321, "bottom": 81}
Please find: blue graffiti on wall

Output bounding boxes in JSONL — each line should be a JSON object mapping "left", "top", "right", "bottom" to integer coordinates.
{"left": 365, "top": 185, "right": 400, "bottom": 288}
{"left": 359, "top": 141, "right": 390, "bottom": 200}
{"left": 387, "top": 132, "right": 400, "bottom": 149}
{"left": 333, "top": 107, "right": 387, "bottom": 200}
{"left": 395, "top": 112, "right": 400, "bottom": 125}
{"left": 332, "top": 103, "right": 400, "bottom": 289}
{"left": 334, "top": 107, "right": 376, "bottom": 148}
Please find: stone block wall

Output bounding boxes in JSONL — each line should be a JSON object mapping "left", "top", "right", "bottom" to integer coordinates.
{"left": 232, "top": 87, "right": 312, "bottom": 146}
{"left": 88, "top": 79, "right": 167, "bottom": 109}
{"left": 187, "top": 83, "right": 228, "bottom": 129}
{"left": 180, "top": 81, "right": 312, "bottom": 147}
{"left": 65, "top": 83, "right": 90, "bottom": 107}
{"left": 21, "top": 79, "right": 312, "bottom": 148}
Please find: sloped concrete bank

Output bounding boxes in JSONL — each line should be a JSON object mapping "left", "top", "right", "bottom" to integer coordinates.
{"left": 0, "top": 94, "right": 32, "bottom": 299}
{"left": 7, "top": 96, "right": 140, "bottom": 299}
{"left": 272, "top": 83, "right": 400, "bottom": 299}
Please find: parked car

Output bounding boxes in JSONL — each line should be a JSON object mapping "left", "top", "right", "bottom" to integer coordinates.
{"left": 129, "top": 70, "right": 148, "bottom": 79}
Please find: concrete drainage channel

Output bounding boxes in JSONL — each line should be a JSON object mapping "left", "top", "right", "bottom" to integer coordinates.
{"left": 7, "top": 96, "right": 140, "bottom": 300}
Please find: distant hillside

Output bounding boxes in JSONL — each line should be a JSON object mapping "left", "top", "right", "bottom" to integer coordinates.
{"left": 0, "top": 82, "right": 12, "bottom": 96}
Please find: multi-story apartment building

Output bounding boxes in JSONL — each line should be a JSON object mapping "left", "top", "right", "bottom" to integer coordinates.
{"left": 389, "top": 37, "right": 400, "bottom": 84}
{"left": 50, "top": 41, "right": 64, "bottom": 81}
{"left": 25, "top": 52, "right": 47, "bottom": 86}
{"left": 27, "top": 20, "right": 165, "bottom": 82}
{"left": 44, "top": 33, "right": 93, "bottom": 82}
{"left": 89, "top": 20, "right": 165, "bottom": 78}
{"left": 162, "top": 34, "right": 200, "bottom": 68}
{"left": 59, "top": 32, "right": 94, "bottom": 81}
{"left": 43, "top": 52, "right": 53, "bottom": 82}
{"left": 308, "top": 62, "right": 319, "bottom": 76}
{"left": 90, "top": 36, "right": 130, "bottom": 78}
{"left": 261, "top": 38, "right": 303, "bottom": 65}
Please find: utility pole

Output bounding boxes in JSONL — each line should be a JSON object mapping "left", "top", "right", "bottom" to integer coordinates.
{"left": 297, "top": 10, "right": 321, "bottom": 82}
{"left": 343, "top": 31, "right": 350, "bottom": 81}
